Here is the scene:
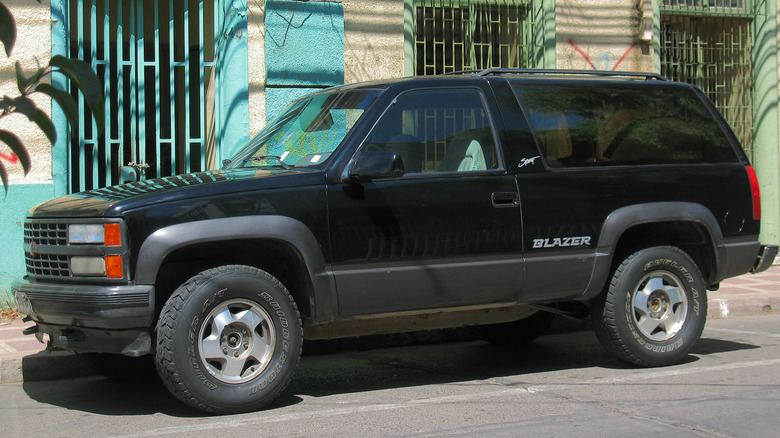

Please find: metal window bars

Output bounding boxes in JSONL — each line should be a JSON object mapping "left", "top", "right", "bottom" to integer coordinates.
{"left": 413, "top": 0, "right": 545, "bottom": 76}
{"left": 661, "top": 1, "right": 751, "bottom": 17}
{"left": 65, "top": 0, "right": 218, "bottom": 192}
{"left": 659, "top": 2, "right": 755, "bottom": 159}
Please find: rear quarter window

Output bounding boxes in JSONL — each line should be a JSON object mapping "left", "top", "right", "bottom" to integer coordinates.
{"left": 510, "top": 82, "right": 739, "bottom": 167}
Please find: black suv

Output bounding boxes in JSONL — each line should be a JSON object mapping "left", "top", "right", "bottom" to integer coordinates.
{"left": 14, "top": 70, "right": 777, "bottom": 414}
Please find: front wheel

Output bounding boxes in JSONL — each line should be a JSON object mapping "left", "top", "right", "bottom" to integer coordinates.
{"left": 155, "top": 265, "right": 303, "bottom": 414}
{"left": 594, "top": 246, "right": 707, "bottom": 367}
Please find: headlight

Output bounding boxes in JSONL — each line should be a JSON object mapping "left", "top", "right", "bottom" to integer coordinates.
{"left": 70, "top": 256, "right": 106, "bottom": 275}
{"left": 70, "top": 255, "right": 124, "bottom": 278}
{"left": 68, "top": 224, "right": 104, "bottom": 243}
{"left": 69, "top": 223, "right": 122, "bottom": 245}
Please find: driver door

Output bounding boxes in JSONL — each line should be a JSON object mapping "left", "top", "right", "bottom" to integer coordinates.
{"left": 327, "top": 86, "right": 524, "bottom": 317}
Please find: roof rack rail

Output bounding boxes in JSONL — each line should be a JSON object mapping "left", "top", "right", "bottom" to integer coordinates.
{"left": 443, "top": 69, "right": 668, "bottom": 81}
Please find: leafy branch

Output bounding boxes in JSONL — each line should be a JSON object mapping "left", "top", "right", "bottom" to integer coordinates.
{"left": 0, "top": 1, "right": 104, "bottom": 195}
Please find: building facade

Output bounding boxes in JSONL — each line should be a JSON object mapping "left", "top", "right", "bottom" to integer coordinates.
{"left": 1, "top": 0, "right": 778, "bottom": 305}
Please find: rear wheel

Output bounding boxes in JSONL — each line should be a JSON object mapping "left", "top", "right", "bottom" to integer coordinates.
{"left": 155, "top": 265, "right": 303, "bottom": 414}
{"left": 594, "top": 246, "right": 707, "bottom": 367}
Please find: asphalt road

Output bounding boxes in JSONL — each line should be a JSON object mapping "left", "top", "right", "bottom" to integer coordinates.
{"left": 1, "top": 315, "right": 779, "bottom": 437}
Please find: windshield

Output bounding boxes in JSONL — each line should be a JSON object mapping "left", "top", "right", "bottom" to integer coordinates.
{"left": 223, "top": 88, "right": 382, "bottom": 169}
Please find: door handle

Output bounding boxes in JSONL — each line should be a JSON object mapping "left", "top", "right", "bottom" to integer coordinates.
{"left": 492, "top": 192, "right": 519, "bottom": 208}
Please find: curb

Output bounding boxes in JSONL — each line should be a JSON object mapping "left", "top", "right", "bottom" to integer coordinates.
{"left": 0, "top": 351, "right": 94, "bottom": 384}
{"left": 707, "top": 292, "right": 779, "bottom": 319}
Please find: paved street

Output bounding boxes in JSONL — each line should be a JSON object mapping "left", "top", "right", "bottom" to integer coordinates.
{"left": 1, "top": 314, "right": 778, "bottom": 437}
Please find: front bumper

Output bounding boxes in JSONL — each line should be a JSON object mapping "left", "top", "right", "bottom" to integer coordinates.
{"left": 13, "top": 280, "right": 155, "bottom": 356}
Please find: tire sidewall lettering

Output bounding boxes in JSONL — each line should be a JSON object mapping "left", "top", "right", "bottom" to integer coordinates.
{"left": 185, "top": 314, "right": 219, "bottom": 390}
{"left": 163, "top": 267, "right": 301, "bottom": 410}
{"left": 600, "top": 247, "right": 707, "bottom": 366}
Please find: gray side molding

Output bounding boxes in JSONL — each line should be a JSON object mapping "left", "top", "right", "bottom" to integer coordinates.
{"left": 135, "top": 215, "right": 336, "bottom": 321}
{"left": 581, "top": 202, "right": 724, "bottom": 299}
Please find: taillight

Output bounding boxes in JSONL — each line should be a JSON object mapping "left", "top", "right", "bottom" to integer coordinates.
{"left": 746, "top": 166, "right": 761, "bottom": 220}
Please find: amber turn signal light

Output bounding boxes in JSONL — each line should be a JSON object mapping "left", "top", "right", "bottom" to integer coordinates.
{"left": 105, "top": 255, "right": 123, "bottom": 278}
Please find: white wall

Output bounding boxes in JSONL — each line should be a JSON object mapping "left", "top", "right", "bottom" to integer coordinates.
{"left": 1, "top": 0, "right": 53, "bottom": 184}
{"left": 556, "top": 0, "right": 654, "bottom": 72}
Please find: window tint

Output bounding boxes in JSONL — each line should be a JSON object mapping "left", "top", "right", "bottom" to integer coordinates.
{"left": 511, "top": 83, "right": 739, "bottom": 167}
{"left": 364, "top": 89, "right": 499, "bottom": 173}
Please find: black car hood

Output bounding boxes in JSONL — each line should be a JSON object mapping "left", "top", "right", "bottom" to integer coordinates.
{"left": 29, "top": 168, "right": 327, "bottom": 218}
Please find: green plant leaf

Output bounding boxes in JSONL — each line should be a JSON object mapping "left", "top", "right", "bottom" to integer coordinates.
{"left": 0, "top": 129, "right": 31, "bottom": 175}
{"left": 50, "top": 55, "right": 105, "bottom": 131}
{"left": 36, "top": 83, "right": 79, "bottom": 128}
{"left": 12, "top": 96, "right": 57, "bottom": 144}
{"left": 0, "top": 3, "right": 16, "bottom": 57}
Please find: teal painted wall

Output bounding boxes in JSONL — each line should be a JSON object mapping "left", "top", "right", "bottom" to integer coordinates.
{"left": 0, "top": 184, "right": 56, "bottom": 306}
{"left": 265, "top": 0, "right": 344, "bottom": 120}
{"left": 51, "top": 0, "right": 70, "bottom": 197}
{"left": 216, "top": 0, "right": 251, "bottom": 162}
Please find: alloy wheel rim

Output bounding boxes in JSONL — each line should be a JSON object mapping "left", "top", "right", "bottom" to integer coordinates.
{"left": 630, "top": 270, "right": 688, "bottom": 342}
{"left": 197, "top": 298, "right": 276, "bottom": 384}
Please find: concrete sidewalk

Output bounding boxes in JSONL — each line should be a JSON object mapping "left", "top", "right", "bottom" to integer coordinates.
{"left": 0, "top": 322, "right": 95, "bottom": 384}
{"left": 2, "top": 265, "right": 779, "bottom": 384}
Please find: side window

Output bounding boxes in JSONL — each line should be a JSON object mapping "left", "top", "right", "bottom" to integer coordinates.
{"left": 363, "top": 89, "right": 499, "bottom": 173}
{"left": 512, "top": 83, "right": 739, "bottom": 167}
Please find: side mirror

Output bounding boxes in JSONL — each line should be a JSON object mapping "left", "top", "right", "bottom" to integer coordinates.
{"left": 344, "top": 151, "right": 405, "bottom": 183}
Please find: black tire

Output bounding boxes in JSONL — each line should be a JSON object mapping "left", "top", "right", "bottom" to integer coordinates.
{"left": 155, "top": 265, "right": 303, "bottom": 414}
{"left": 594, "top": 246, "right": 707, "bottom": 367}
{"left": 472, "top": 310, "right": 555, "bottom": 346}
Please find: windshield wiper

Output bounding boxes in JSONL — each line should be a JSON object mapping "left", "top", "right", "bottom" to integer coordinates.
{"left": 248, "top": 155, "right": 293, "bottom": 170}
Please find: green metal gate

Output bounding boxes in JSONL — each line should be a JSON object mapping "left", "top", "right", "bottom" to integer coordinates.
{"left": 659, "top": 0, "right": 755, "bottom": 159}
{"left": 51, "top": 0, "right": 248, "bottom": 193}
{"left": 411, "top": 0, "right": 550, "bottom": 75}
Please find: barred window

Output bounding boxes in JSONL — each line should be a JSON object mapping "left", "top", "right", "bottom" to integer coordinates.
{"left": 413, "top": 0, "right": 542, "bottom": 75}
{"left": 659, "top": 2, "right": 755, "bottom": 158}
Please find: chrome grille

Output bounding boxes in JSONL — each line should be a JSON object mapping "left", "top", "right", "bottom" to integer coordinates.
{"left": 24, "top": 222, "right": 70, "bottom": 278}
{"left": 25, "top": 253, "right": 70, "bottom": 277}
{"left": 24, "top": 222, "right": 67, "bottom": 246}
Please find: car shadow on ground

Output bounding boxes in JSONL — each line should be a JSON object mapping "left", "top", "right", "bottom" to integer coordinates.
{"left": 21, "top": 326, "right": 760, "bottom": 417}
{"left": 692, "top": 337, "right": 760, "bottom": 355}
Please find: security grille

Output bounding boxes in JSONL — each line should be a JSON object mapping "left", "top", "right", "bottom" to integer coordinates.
{"left": 63, "top": 0, "right": 219, "bottom": 192}
{"left": 659, "top": 1, "right": 755, "bottom": 159}
{"left": 413, "top": 0, "right": 545, "bottom": 75}
{"left": 662, "top": 1, "right": 747, "bottom": 11}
